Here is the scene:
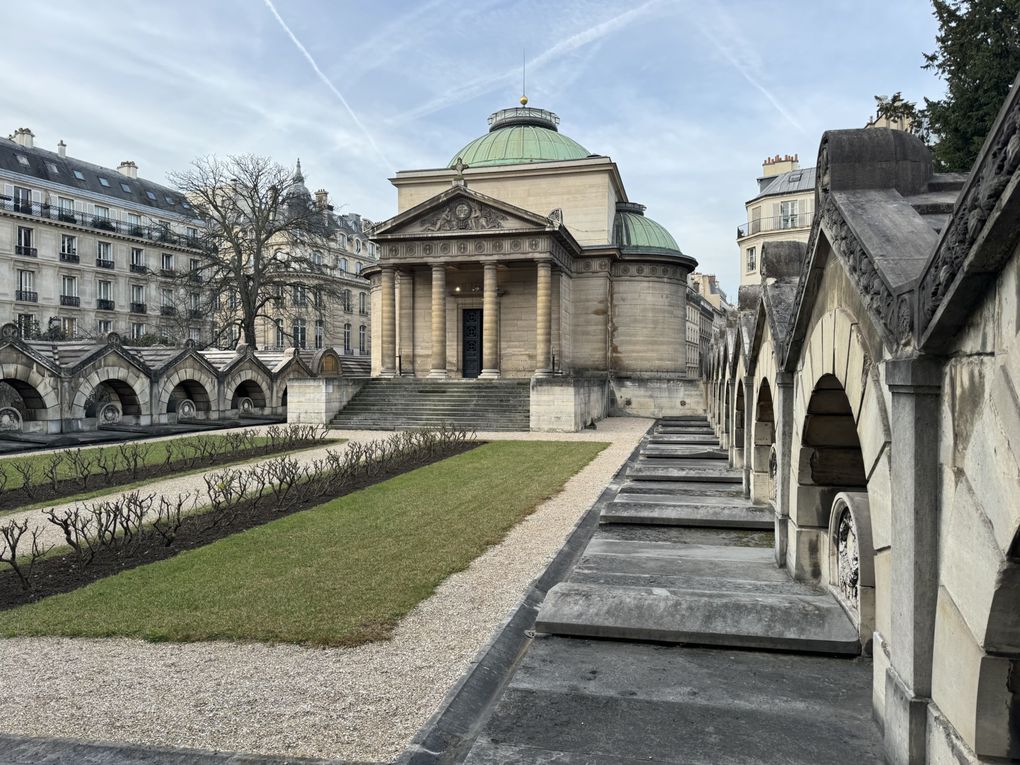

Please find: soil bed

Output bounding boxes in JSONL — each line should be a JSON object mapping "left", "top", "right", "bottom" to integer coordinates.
{"left": 0, "top": 441, "right": 479, "bottom": 609}
{"left": 0, "top": 438, "right": 336, "bottom": 513}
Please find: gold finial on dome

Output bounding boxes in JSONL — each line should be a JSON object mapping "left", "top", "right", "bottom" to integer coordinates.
{"left": 520, "top": 94, "right": 528, "bottom": 106}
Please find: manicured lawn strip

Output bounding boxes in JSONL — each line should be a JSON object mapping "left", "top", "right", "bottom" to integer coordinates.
{"left": 0, "top": 436, "right": 342, "bottom": 516}
{"left": 0, "top": 440, "right": 608, "bottom": 645}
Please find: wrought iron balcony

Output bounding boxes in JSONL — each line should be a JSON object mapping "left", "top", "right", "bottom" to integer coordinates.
{"left": 15, "top": 245, "right": 37, "bottom": 257}
{"left": 60, "top": 251, "right": 80, "bottom": 263}
{"left": 160, "top": 305, "right": 177, "bottom": 316}
{"left": 60, "top": 294, "right": 80, "bottom": 307}
{"left": 96, "top": 258, "right": 115, "bottom": 269}
{"left": 97, "top": 298, "right": 115, "bottom": 311}
{"left": 0, "top": 197, "right": 203, "bottom": 250}
{"left": 737, "top": 212, "right": 814, "bottom": 238}
{"left": 15, "top": 289, "right": 37, "bottom": 302}
{"left": 130, "top": 263, "right": 148, "bottom": 274}
{"left": 188, "top": 271, "right": 203, "bottom": 283}
{"left": 130, "top": 302, "right": 147, "bottom": 314}
{"left": 187, "top": 308, "right": 203, "bottom": 319}
{"left": 160, "top": 268, "right": 177, "bottom": 278}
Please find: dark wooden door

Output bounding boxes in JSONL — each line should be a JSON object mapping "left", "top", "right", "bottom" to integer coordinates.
{"left": 462, "top": 309, "right": 482, "bottom": 378}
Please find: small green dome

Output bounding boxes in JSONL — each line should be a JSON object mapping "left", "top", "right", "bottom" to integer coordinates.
{"left": 449, "top": 107, "right": 590, "bottom": 168}
{"left": 614, "top": 202, "right": 687, "bottom": 258}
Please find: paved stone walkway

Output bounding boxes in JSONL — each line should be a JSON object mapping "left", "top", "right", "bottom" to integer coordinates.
{"left": 423, "top": 416, "right": 883, "bottom": 764}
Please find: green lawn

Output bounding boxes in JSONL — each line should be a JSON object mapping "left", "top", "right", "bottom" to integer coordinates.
{"left": 0, "top": 434, "right": 338, "bottom": 515}
{"left": 0, "top": 440, "right": 608, "bottom": 646}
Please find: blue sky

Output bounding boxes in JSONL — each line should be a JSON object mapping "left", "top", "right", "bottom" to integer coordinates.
{"left": 0, "top": 0, "right": 944, "bottom": 295}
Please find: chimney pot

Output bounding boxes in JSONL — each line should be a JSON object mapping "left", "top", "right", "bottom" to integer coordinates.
{"left": 12, "top": 128, "right": 34, "bottom": 149}
{"left": 314, "top": 188, "right": 329, "bottom": 209}
{"left": 57, "top": 140, "right": 66, "bottom": 158}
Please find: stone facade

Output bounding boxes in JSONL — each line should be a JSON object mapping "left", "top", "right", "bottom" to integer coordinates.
{"left": 705, "top": 75, "right": 1020, "bottom": 764}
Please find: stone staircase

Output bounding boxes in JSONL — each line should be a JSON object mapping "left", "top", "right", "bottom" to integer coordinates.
{"left": 535, "top": 415, "right": 861, "bottom": 654}
{"left": 330, "top": 379, "right": 531, "bottom": 431}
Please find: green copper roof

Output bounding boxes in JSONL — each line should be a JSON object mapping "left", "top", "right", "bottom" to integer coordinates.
{"left": 449, "top": 107, "right": 590, "bottom": 168}
{"left": 614, "top": 202, "right": 687, "bottom": 257}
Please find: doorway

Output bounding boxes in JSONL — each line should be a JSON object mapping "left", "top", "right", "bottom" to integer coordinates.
{"left": 462, "top": 308, "right": 482, "bottom": 378}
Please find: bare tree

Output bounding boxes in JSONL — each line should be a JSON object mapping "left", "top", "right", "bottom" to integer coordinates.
{"left": 166, "top": 155, "right": 340, "bottom": 349}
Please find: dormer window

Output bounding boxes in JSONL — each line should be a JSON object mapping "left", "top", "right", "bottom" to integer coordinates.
{"left": 16, "top": 154, "right": 29, "bottom": 166}
{"left": 121, "top": 182, "right": 132, "bottom": 193}
{"left": 98, "top": 177, "right": 111, "bottom": 187}
{"left": 73, "top": 170, "right": 85, "bottom": 181}
{"left": 146, "top": 191, "right": 157, "bottom": 201}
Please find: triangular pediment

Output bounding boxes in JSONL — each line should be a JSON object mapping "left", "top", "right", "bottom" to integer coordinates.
{"left": 372, "top": 187, "right": 556, "bottom": 239}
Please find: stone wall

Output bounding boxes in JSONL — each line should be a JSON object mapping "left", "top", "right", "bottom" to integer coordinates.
{"left": 286, "top": 377, "right": 364, "bottom": 425}
{"left": 609, "top": 376, "right": 705, "bottom": 418}
{"left": 611, "top": 270, "right": 687, "bottom": 374}
{"left": 529, "top": 375, "right": 609, "bottom": 432}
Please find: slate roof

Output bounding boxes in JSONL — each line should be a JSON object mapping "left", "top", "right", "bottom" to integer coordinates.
{"left": 0, "top": 135, "right": 194, "bottom": 218}
{"left": 748, "top": 167, "right": 817, "bottom": 203}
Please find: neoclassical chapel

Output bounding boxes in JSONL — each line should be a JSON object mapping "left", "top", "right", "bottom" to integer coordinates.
{"left": 366, "top": 101, "right": 703, "bottom": 421}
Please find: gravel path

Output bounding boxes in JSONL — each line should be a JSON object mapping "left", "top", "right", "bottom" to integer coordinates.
{"left": 0, "top": 417, "right": 650, "bottom": 763}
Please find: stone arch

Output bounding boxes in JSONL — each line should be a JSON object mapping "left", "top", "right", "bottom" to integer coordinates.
{"left": 0, "top": 359, "right": 61, "bottom": 432}
{"left": 731, "top": 372, "right": 746, "bottom": 469}
{"left": 156, "top": 365, "right": 217, "bottom": 419}
{"left": 71, "top": 365, "right": 150, "bottom": 421}
{"left": 223, "top": 364, "right": 272, "bottom": 415}
{"left": 230, "top": 378, "right": 268, "bottom": 412}
{"left": 750, "top": 378, "right": 775, "bottom": 504}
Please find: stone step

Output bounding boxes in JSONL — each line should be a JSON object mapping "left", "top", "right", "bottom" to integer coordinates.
{"left": 595, "top": 499, "right": 771, "bottom": 530}
{"left": 536, "top": 580, "right": 860, "bottom": 654}
{"left": 619, "top": 480, "right": 745, "bottom": 497}
{"left": 627, "top": 461, "right": 743, "bottom": 483}
{"left": 642, "top": 446, "right": 728, "bottom": 460}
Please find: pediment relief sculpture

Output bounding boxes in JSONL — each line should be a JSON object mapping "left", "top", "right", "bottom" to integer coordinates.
{"left": 419, "top": 200, "right": 509, "bottom": 233}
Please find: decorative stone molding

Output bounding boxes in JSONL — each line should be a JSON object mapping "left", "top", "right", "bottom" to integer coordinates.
{"left": 768, "top": 444, "right": 778, "bottom": 502}
{"left": 820, "top": 197, "right": 911, "bottom": 345}
{"left": 1, "top": 323, "right": 19, "bottom": 342}
{"left": 610, "top": 263, "right": 686, "bottom": 280}
{"left": 177, "top": 399, "right": 197, "bottom": 419}
{"left": 917, "top": 87, "right": 1020, "bottom": 334}
{"left": 826, "top": 491, "right": 875, "bottom": 651}
{"left": 237, "top": 396, "right": 255, "bottom": 414}
{"left": 98, "top": 402, "right": 121, "bottom": 424}
{"left": 0, "top": 407, "right": 22, "bottom": 431}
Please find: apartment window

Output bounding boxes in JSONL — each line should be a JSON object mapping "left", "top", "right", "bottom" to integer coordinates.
{"left": 359, "top": 324, "right": 366, "bottom": 354}
{"left": 161, "top": 288, "right": 173, "bottom": 306}
{"left": 293, "top": 319, "right": 307, "bottom": 349}
{"left": 186, "top": 227, "right": 198, "bottom": 239}
{"left": 190, "top": 292, "right": 200, "bottom": 310}
{"left": 94, "top": 205, "right": 110, "bottom": 219}
{"left": 13, "top": 186, "right": 31, "bottom": 213}
{"left": 344, "top": 289, "right": 352, "bottom": 312}
{"left": 61, "top": 275, "right": 78, "bottom": 297}
{"left": 355, "top": 239, "right": 362, "bottom": 253}
{"left": 228, "top": 290, "right": 237, "bottom": 309}
{"left": 131, "top": 322, "right": 145, "bottom": 339}
{"left": 312, "top": 251, "right": 322, "bottom": 266}
{"left": 746, "top": 247, "right": 756, "bottom": 273}
{"left": 212, "top": 293, "right": 221, "bottom": 310}
{"left": 58, "top": 197, "right": 75, "bottom": 220}
{"left": 189, "top": 327, "right": 201, "bottom": 342}
{"left": 61, "top": 234, "right": 77, "bottom": 255}
{"left": 61, "top": 317, "right": 77, "bottom": 337}
{"left": 315, "top": 319, "right": 324, "bottom": 349}
{"left": 17, "top": 270, "right": 34, "bottom": 291}
{"left": 161, "top": 253, "right": 174, "bottom": 271}
{"left": 16, "top": 314, "right": 35, "bottom": 337}
{"left": 338, "top": 234, "right": 347, "bottom": 250}
{"left": 339, "top": 258, "right": 348, "bottom": 273}
{"left": 97, "top": 319, "right": 113, "bottom": 334}
{"left": 359, "top": 291, "right": 367, "bottom": 314}
{"left": 97, "top": 280, "right": 112, "bottom": 300}
{"left": 356, "top": 263, "right": 363, "bottom": 275}
{"left": 314, "top": 288, "right": 322, "bottom": 307}
{"left": 275, "top": 319, "right": 285, "bottom": 347}
{"left": 127, "top": 212, "right": 141, "bottom": 229}
{"left": 779, "top": 200, "right": 799, "bottom": 229}
{"left": 293, "top": 285, "right": 307, "bottom": 306}
{"left": 131, "top": 284, "right": 145, "bottom": 303}
{"left": 16, "top": 226, "right": 34, "bottom": 255}
{"left": 189, "top": 258, "right": 200, "bottom": 272}
{"left": 96, "top": 240, "right": 113, "bottom": 267}
{"left": 131, "top": 247, "right": 145, "bottom": 271}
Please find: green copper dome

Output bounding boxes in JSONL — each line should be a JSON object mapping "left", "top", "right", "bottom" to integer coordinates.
{"left": 449, "top": 107, "right": 590, "bottom": 168}
{"left": 614, "top": 202, "right": 687, "bottom": 258}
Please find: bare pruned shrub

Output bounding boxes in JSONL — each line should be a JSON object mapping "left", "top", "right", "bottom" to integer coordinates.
{"left": 67, "top": 448, "right": 94, "bottom": 490}
{"left": 0, "top": 519, "right": 51, "bottom": 591}
{"left": 11, "top": 461, "right": 36, "bottom": 498}
{"left": 152, "top": 493, "right": 194, "bottom": 546}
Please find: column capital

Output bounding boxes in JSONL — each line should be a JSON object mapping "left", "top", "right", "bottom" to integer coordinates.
{"left": 885, "top": 354, "right": 943, "bottom": 393}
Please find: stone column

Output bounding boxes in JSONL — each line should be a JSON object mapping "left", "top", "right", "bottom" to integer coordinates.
{"left": 428, "top": 264, "right": 448, "bottom": 379}
{"left": 773, "top": 371, "right": 795, "bottom": 568}
{"left": 534, "top": 260, "right": 552, "bottom": 376}
{"left": 379, "top": 266, "right": 397, "bottom": 378}
{"left": 479, "top": 262, "right": 500, "bottom": 379}
{"left": 742, "top": 374, "right": 754, "bottom": 497}
{"left": 883, "top": 356, "right": 942, "bottom": 765}
{"left": 397, "top": 270, "right": 414, "bottom": 376}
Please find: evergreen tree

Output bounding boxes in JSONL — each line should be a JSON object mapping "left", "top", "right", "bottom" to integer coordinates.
{"left": 922, "top": 0, "right": 1020, "bottom": 170}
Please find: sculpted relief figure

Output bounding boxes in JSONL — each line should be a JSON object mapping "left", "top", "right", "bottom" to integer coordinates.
{"left": 422, "top": 201, "right": 507, "bottom": 232}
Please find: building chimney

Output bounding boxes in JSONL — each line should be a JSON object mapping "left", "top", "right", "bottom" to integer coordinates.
{"left": 12, "top": 128, "right": 34, "bottom": 148}
{"left": 57, "top": 140, "right": 66, "bottom": 158}
{"left": 760, "top": 153, "right": 800, "bottom": 179}
{"left": 314, "top": 188, "right": 329, "bottom": 210}
{"left": 117, "top": 160, "right": 138, "bottom": 179}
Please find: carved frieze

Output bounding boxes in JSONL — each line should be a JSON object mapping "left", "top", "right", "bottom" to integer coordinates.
{"left": 835, "top": 507, "right": 860, "bottom": 612}
{"left": 420, "top": 199, "right": 508, "bottom": 232}
{"left": 918, "top": 93, "right": 1020, "bottom": 332}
